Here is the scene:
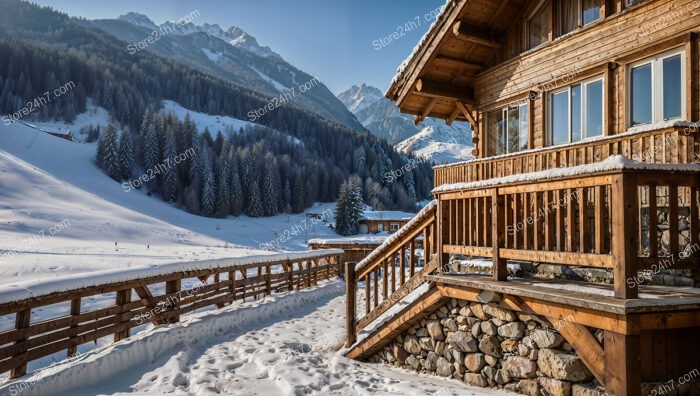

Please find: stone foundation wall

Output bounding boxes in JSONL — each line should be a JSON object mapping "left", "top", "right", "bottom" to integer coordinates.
{"left": 369, "top": 291, "right": 605, "bottom": 396}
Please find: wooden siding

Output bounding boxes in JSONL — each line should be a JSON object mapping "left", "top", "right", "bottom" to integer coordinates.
{"left": 476, "top": 0, "right": 700, "bottom": 153}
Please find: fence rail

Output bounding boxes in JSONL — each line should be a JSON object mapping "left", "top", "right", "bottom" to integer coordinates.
{"left": 434, "top": 163, "right": 700, "bottom": 299}
{"left": 434, "top": 126, "right": 699, "bottom": 187}
{"left": 0, "top": 250, "right": 342, "bottom": 379}
{"left": 345, "top": 202, "right": 439, "bottom": 347}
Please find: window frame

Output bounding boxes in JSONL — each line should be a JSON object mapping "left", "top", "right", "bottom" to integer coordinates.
{"left": 390, "top": 224, "right": 400, "bottom": 232}
{"left": 626, "top": 47, "right": 686, "bottom": 128}
{"left": 557, "top": 0, "right": 601, "bottom": 36}
{"left": 486, "top": 102, "right": 530, "bottom": 156}
{"left": 548, "top": 75, "right": 606, "bottom": 146}
{"left": 527, "top": 0, "right": 550, "bottom": 50}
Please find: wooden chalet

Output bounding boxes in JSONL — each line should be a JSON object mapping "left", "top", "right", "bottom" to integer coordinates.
{"left": 344, "top": 1, "right": 700, "bottom": 395}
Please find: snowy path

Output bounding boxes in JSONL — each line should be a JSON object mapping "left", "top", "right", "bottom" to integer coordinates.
{"left": 1, "top": 281, "right": 507, "bottom": 396}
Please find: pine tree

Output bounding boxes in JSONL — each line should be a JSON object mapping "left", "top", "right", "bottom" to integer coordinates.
{"left": 215, "top": 155, "right": 230, "bottom": 217}
{"left": 282, "top": 179, "right": 292, "bottom": 213}
{"left": 404, "top": 171, "right": 417, "bottom": 200}
{"left": 229, "top": 165, "right": 244, "bottom": 216}
{"left": 200, "top": 152, "right": 215, "bottom": 216}
{"left": 97, "top": 123, "right": 120, "bottom": 181}
{"left": 162, "top": 128, "right": 178, "bottom": 202}
{"left": 335, "top": 182, "right": 351, "bottom": 236}
{"left": 347, "top": 176, "right": 365, "bottom": 235}
{"left": 143, "top": 123, "right": 159, "bottom": 172}
{"left": 118, "top": 128, "right": 134, "bottom": 180}
{"left": 291, "top": 172, "right": 306, "bottom": 214}
{"left": 247, "top": 181, "right": 265, "bottom": 218}
{"left": 262, "top": 163, "right": 280, "bottom": 216}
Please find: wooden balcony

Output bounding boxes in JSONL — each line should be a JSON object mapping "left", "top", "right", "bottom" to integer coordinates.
{"left": 434, "top": 125, "right": 700, "bottom": 187}
{"left": 434, "top": 156, "right": 700, "bottom": 299}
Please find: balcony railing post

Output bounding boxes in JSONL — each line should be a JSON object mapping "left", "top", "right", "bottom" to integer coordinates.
{"left": 492, "top": 188, "right": 507, "bottom": 281}
{"left": 438, "top": 199, "right": 450, "bottom": 271}
{"left": 611, "top": 173, "right": 639, "bottom": 299}
{"left": 345, "top": 262, "right": 357, "bottom": 347}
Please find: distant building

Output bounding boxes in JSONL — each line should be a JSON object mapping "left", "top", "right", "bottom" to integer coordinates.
{"left": 359, "top": 211, "right": 414, "bottom": 234}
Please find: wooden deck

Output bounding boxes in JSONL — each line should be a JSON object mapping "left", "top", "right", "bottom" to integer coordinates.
{"left": 427, "top": 274, "right": 700, "bottom": 315}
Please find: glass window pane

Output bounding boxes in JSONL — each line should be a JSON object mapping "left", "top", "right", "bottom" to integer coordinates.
{"left": 663, "top": 55, "right": 682, "bottom": 120}
{"left": 529, "top": 2, "right": 550, "bottom": 49}
{"left": 631, "top": 63, "right": 652, "bottom": 125}
{"left": 507, "top": 107, "right": 520, "bottom": 154}
{"left": 552, "top": 91, "right": 570, "bottom": 145}
{"left": 585, "top": 81, "right": 604, "bottom": 137}
{"left": 519, "top": 104, "right": 529, "bottom": 151}
{"left": 558, "top": 0, "right": 578, "bottom": 35}
{"left": 487, "top": 109, "right": 506, "bottom": 156}
{"left": 571, "top": 85, "right": 582, "bottom": 142}
{"left": 582, "top": 0, "right": 600, "bottom": 25}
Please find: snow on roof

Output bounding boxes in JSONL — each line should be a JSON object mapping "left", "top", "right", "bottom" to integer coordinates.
{"left": 0, "top": 250, "right": 343, "bottom": 305}
{"left": 434, "top": 120, "right": 700, "bottom": 170}
{"left": 308, "top": 234, "right": 388, "bottom": 246}
{"left": 433, "top": 155, "right": 700, "bottom": 194}
{"left": 355, "top": 201, "right": 437, "bottom": 271}
{"left": 360, "top": 211, "right": 415, "bottom": 221}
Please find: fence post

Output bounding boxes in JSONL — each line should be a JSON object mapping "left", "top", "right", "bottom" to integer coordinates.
{"left": 165, "top": 279, "right": 181, "bottom": 323}
{"left": 10, "top": 309, "right": 30, "bottom": 379}
{"left": 265, "top": 264, "right": 271, "bottom": 296}
{"left": 492, "top": 188, "right": 507, "bottom": 281}
{"left": 345, "top": 262, "right": 357, "bottom": 347}
{"left": 114, "top": 289, "right": 131, "bottom": 342}
{"left": 67, "top": 298, "right": 81, "bottom": 357}
{"left": 286, "top": 260, "right": 294, "bottom": 291}
{"left": 611, "top": 173, "right": 638, "bottom": 299}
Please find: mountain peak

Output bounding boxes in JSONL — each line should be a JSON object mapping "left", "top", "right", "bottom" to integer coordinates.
{"left": 226, "top": 26, "right": 280, "bottom": 59}
{"left": 117, "top": 12, "right": 157, "bottom": 30}
{"left": 337, "top": 84, "right": 384, "bottom": 113}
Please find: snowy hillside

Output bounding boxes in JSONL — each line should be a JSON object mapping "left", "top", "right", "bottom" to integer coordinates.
{"left": 395, "top": 119, "right": 474, "bottom": 164}
{"left": 338, "top": 84, "right": 474, "bottom": 163}
{"left": 160, "top": 100, "right": 253, "bottom": 135}
{"left": 0, "top": 112, "right": 340, "bottom": 285}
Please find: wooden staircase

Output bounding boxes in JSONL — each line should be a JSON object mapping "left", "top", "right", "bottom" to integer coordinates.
{"left": 344, "top": 201, "right": 446, "bottom": 357}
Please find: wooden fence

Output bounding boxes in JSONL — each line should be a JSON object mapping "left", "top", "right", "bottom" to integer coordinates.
{"left": 434, "top": 126, "right": 699, "bottom": 187}
{"left": 435, "top": 165, "right": 700, "bottom": 299}
{"left": 0, "top": 250, "right": 342, "bottom": 379}
{"left": 345, "top": 202, "right": 439, "bottom": 347}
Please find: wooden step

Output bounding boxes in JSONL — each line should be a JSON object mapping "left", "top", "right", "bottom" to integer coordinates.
{"left": 345, "top": 284, "right": 447, "bottom": 360}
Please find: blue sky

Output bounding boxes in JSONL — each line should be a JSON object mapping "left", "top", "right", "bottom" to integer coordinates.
{"left": 31, "top": 0, "right": 445, "bottom": 94}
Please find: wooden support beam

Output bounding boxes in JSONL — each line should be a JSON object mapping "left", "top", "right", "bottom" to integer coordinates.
{"left": 604, "top": 331, "right": 641, "bottom": 396}
{"left": 345, "top": 262, "right": 357, "bottom": 348}
{"left": 555, "top": 322, "right": 605, "bottom": 385}
{"left": 434, "top": 55, "right": 483, "bottom": 71}
{"left": 133, "top": 285, "right": 153, "bottom": 300}
{"left": 611, "top": 174, "right": 638, "bottom": 299}
{"left": 114, "top": 289, "right": 131, "bottom": 342}
{"left": 414, "top": 79, "right": 475, "bottom": 104}
{"left": 452, "top": 21, "right": 501, "bottom": 48}
{"left": 414, "top": 98, "right": 437, "bottom": 126}
{"left": 165, "top": 279, "right": 181, "bottom": 323}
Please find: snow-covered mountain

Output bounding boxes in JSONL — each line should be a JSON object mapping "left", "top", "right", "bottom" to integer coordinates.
{"left": 91, "top": 13, "right": 363, "bottom": 130}
{"left": 338, "top": 84, "right": 473, "bottom": 164}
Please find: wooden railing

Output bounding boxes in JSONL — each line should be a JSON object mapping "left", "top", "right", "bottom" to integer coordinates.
{"left": 345, "top": 201, "right": 439, "bottom": 347}
{"left": 435, "top": 126, "right": 699, "bottom": 186}
{"left": 0, "top": 250, "right": 342, "bottom": 379}
{"left": 434, "top": 159, "right": 700, "bottom": 299}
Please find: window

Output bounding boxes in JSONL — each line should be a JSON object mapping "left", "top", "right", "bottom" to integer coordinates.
{"left": 528, "top": 1, "right": 550, "bottom": 49}
{"left": 558, "top": 0, "right": 601, "bottom": 36}
{"left": 628, "top": 48, "right": 686, "bottom": 126}
{"left": 549, "top": 76, "right": 604, "bottom": 145}
{"left": 390, "top": 224, "right": 400, "bottom": 232}
{"left": 377, "top": 223, "right": 384, "bottom": 232}
{"left": 487, "top": 103, "right": 529, "bottom": 156}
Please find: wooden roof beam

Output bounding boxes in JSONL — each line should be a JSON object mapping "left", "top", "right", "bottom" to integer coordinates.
{"left": 434, "top": 55, "right": 484, "bottom": 71}
{"left": 414, "top": 98, "right": 438, "bottom": 126}
{"left": 452, "top": 21, "right": 502, "bottom": 49}
{"left": 414, "top": 79, "right": 475, "bottom": 105}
